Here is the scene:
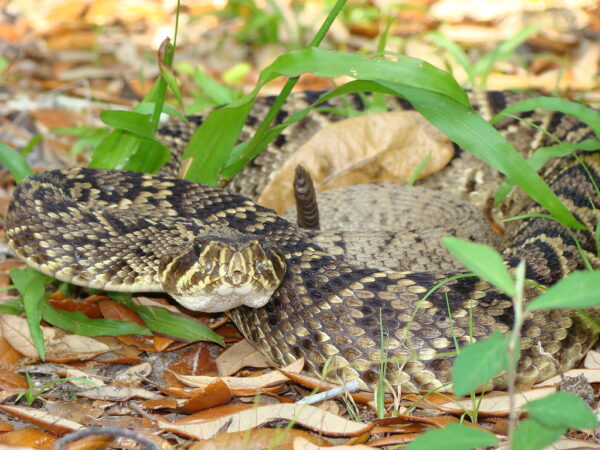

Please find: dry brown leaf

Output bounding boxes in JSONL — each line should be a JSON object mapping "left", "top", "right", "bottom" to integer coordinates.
{"left": 176, "top": 379, "right": 232, "bottom": 414}
{"left": 258, "top": 111, "right": 454, "bottom": 213}
{"left": 173, "top": 358, "right": 304, "bottom": 390}
{"left": 189, "top": 428, "right": 331, "bottom": 450}
{"left": 52, "top": 363, "right": 106, "bottom": 388}
{"left": 535, "top": 369, "right": 600, "bottom": 387}
{"left": 438, "top": 386, "right": 556, "bottom": 416}
{"left": 0, "top": 405, "right": 84, "bottom": 435}
{"left": 0, "top": 368, "right": 27, "bottom": 390}
{"left": 280, "top": 369, "right": 374, "bottom": 404}
{"left": 0, "top": 427, "right": 58, "bottom": 450}
{"left": 583, "top": 351, "right": 600, "bottom": 369}
{"left": 546, "top": 438, "right": 600, "bottom": 449}
{"left": 216, "top": 339, "right": 271, "bottom": 376}
{"left": 293, "top": 436, "right": 375, "bottom": 449}
{"left": 166, "top": 343, "right": 219, "bottom": 378}
{"left": 78, "top": 386, "right": 161, "bottom": 401}
{"left": 0, "top": 336, "right": 24, "bottom": 367}
{"left": 158, "top": 403, "right": 372, "bottom": 440}
{"left": 0, "top": 315, "right": 111, "bottom": 360}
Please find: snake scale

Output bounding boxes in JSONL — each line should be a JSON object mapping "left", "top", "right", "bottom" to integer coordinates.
{"left": 6, "top": 90, "right": 600, "bottom": 392}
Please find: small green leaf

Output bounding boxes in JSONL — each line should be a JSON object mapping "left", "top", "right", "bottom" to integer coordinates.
{"left": 40, "top": 300, "right": 152, "bottom": 337}
{"left": 0, "top": 298, "right": 24, "bottom": 315}
{"left": 524, "top": 391, "right": 598, "bottom": 429}
{"left": 123, "top": 137, "right": 171, "bottom": 174}
{"left": 405, "top": 423, "right": 497, "bottom": 450}
{"left": 451, "top": 331, "right": 506, "bottom": 396}
{"left": 190, "top": 66, "right": 236, "bottom": 105}
{"left": 127, "top": 303, "right": 223, "bottom": 345}
{"left": 512, "top": 419, "right": 565, "bottom": 450}
{"left": 89, "top": 128, "right": 140, "bottom": 170}
{"left": 10, "top": 267, "right": 52, "bottom": 360}
{"left": 0, "top": 142, "right": 34, "bottom": 183}
{"left": 527, "top": 271, "right": 600, "bottom": 311}
{"left": 100, "top": 111, "right": 156, "bottom": 139}
{"left": 443, "top": 237, "right": 515, "bottom": 296}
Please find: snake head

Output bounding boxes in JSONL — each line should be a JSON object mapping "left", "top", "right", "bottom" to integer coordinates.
{"left": 158, "top": 235, "right": 287, "bottom": 313}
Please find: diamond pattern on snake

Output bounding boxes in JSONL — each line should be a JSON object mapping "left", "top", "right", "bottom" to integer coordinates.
{"left": 6, "top": 90, "right": 600, "bottom": 392}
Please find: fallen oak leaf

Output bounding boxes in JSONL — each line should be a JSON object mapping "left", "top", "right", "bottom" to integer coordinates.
{"left": 216, "top": 339, "right": 271, "bottom": 376}
{"left": 188, "top": 428, "right": 331, "bottom": 449}
{"left": 258, "top": 111, "right": 453, "bottom": 213}
{"left": 171, "top": 357, "right": 304, "bottom": 391}
{"left": 158, "top": 403, "right": 373, "bottom": 440}
{"left": 0, "top": 404, "right": 84, "bottom": 435}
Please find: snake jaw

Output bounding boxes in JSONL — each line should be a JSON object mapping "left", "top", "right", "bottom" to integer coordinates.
{"left": 158, "top": 236, "right": 287, "bottom": 312}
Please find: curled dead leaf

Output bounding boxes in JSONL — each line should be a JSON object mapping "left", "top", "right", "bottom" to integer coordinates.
{"left": 158, "top": 403, "right": 372, "bottom": 440}
{"left": 258, "top": 111, "right": 453, "bottom": 213}
{"left": 173, "top": 358, "right": 304, "bottom": 391}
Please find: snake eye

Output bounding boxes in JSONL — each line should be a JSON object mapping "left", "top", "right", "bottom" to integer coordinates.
{"left": 204, "top": 261, "right": 214, "bottom": 272}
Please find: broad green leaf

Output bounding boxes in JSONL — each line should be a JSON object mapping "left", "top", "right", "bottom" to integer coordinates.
{"left": 0, "top": 142, "right": 33, "bottom": 183}
{"left": 524, "top": 391, "right": 597, "bottom": 429}
{"left": 512, "top": 419, "right": 565, "bottom": 450}
{"left": 451, "top": 331, "right": 506, "bottom": 396}
{"left": 491, "top": 96, "right": 600, "bottom": 138}
{"left": 89, "top": 128, "right": 140, "bottom": 170}
{"left": 405, "top": 423, "right": 497, "bottom": 450}
{"left": 527, "top": 271, "right": 600, "bottom": 311}
{"left": 10, "top": 267, "right": 52, "bottom": 360}
{"left": 443, "top": 237, "right": 515, "bottom": 296}
{"left": 100, "top": 111, "right": 157, "bottom": 140}
{"left": 123, "top": 137, "right": 171, "bottom": 174}
{"left": 182, "top": 100, "right": 254, "bottom": 184}
{"left": 40, "top": 300, "right": 152, "bottom": 337}
{"left": 127, "top": 303, "right": 223, "bottom": 345}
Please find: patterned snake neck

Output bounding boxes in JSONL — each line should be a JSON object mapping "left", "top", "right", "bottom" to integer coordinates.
{"left": 6, "top": 90, "right": 600, "bottom": 392}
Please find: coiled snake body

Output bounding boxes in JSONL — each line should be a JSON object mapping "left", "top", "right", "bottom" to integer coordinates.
{"left": 6, "top": 91, "right": 600, "bottom": 391}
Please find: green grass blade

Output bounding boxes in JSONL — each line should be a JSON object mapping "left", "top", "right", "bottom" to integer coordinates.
{"left": 378, "top": 82, "right": 584, "bottom": 229}
{"left": 472, "top": 26, "right": 538, "bottom": 87}
{"left": 0, "top": 142, "right": 33, "bottom": 183}
{"left": 41, "top": 300, "right": 153, "bottom": 336}
{"left": 427, "top": 31, "right": 474, "bottom": 84}
{"left": 491, "top": 97, "right": 600, "bottom": 138}
{"left": 494, "top": 139, "right": 600, "bottom": 205}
